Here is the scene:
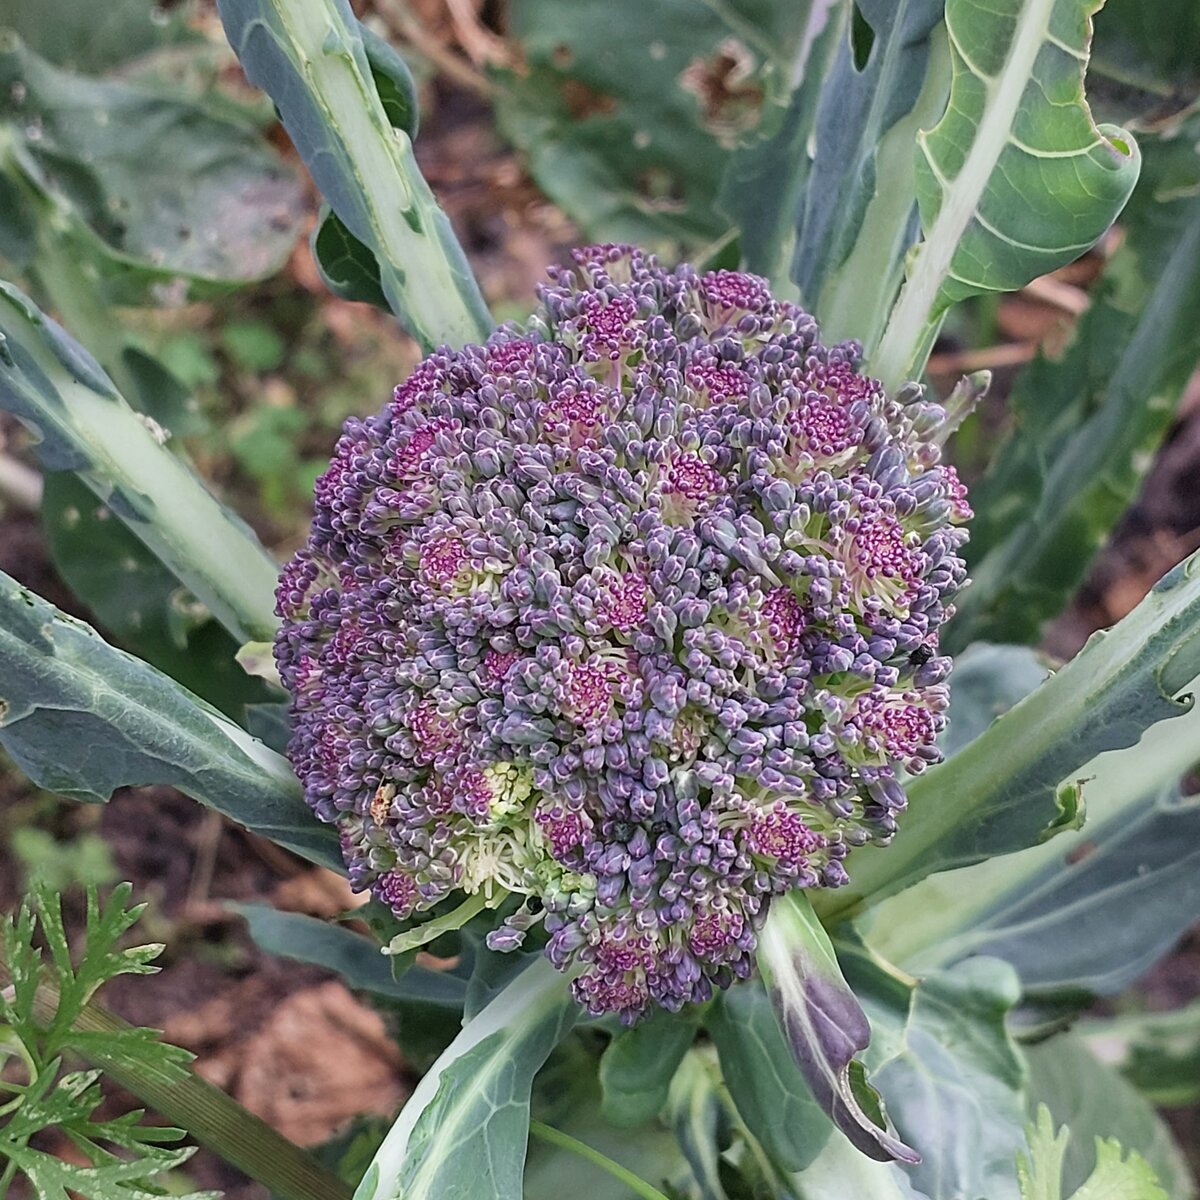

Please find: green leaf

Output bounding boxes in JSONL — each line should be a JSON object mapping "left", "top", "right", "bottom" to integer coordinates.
{"left": 527, "top": 1046, "right": 688, "bottom": 1200}
{"left": 780, "top": 1131, "right": 929, "bottom": 1199}
{"left": 864, "top": 637, "right": 1200, "bottom": 997}
{"left": 1070, "top": 1140, "right": 1168, "bottom": 1200}
{"left": 850, "top": 954, "right": 1028, "bottom": 1200}
{"left": 0, "top": 0, "right": 197, "bottom": 74}
{"left": 705, "top": 978, "right": 830, "bottom": 1174}
{"left": 756, "top": 892, "right": 917, "bottom": 1164}
{"left": 0, "top": 571, "right": 338, "bottom": 870}
{"left": 716, "top": 3, "right": 845, "bottom": 285}
{"left": 0, "top": 34, "right": 305, "bottom": 302}
{"left": 661, "top": 1050, "right": 729, "bottom": 1200}
{"left": 774, "top": 0, "right": 953, "bottom": 352}
{"left": 817, "top": 548, "right": 1200, "bottom": 920}
{"left": 1080, "top": 1001, "right": 1200, "bottom": 1109}
{"left": 0, "top": 283, "right": 280, "bottom": 644}
{"left": 598, "top": 1008, "right": 696, "bottom": 1128}
{"left": 42, "top": 473, "right": 271, "bottom": 718}
{"left": 354, "top": 956, "right": 578, "bottom": 1200}
{"left": 948, "top": 114, "right": 1200, "bottom": 650}
{"left": 0, "top": 886, "right": 219, "bottom": 1200}
{"left": 2, "top": 1132, "right": 214, "bottom": 1200}
{"left": 359, "top": 22, "right": 420, "bottom": 138}
{"left": 496, "top": 0, "right": 818, "bottom": 251}
{"left": 1089, "top": 0, "right": 1200, "bottom": 119}
{"left": 233, "top": 903, "right": 467, "bottom": 1008}
{"left": 312, "top": 207, "right": 389, "bottom": 308}
{"left": 872, "top": 0, "right": 1141, "bottom": 387}
{"left": 1023, "top": 1038, "right": 1191, "bottom": 1199}
{"left": 218, "top": 0, "right": 491, "bottom": 351}
{"left": 1019, "top": 1107, "right": 1073, "bottom": 1200}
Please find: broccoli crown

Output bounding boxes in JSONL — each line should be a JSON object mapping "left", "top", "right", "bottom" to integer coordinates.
{"left": 275, "top": 245, "right": 969, "bottom": 1021}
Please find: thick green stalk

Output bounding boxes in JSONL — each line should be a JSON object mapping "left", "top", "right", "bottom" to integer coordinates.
{"left": 0, "top": 964, "right": 352, "bottom": 1200}
{"left": 219, "top": 0, "right": 493, "bottom": 351}
{"left": 0, "top": 284, "right": 280, "bottom": 644}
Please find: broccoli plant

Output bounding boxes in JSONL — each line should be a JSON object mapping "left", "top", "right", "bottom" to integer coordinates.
{"left": 0, "top": 0, "right": 1199, "bottom": 1198}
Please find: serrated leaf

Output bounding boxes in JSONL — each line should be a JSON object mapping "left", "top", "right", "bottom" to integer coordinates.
{"left": 233, "top": 903, "right": 467, "bottom": 1008}
{"left": 1018, "top": 1062, "right": 1181, "bottom": 1200}
{"left": 0, "top": 886, "right": 218, "bottom": 1200}
{"left": 1027, "top": 1033, "right": 1194, "bottom": 1196}
{"left": 872, "top": 0, "right": 1140, "bottom": 387}
{"left": 818, "top": 548, "right": 1200, "bottom": 919}
{"left": 949, "top": 113, "right": 1200, "bottom": 650}
{"left": 0, "top": 282, "right": 280, "bottom": 644}
{"left": 1071, "top": 1140, "right": 1167, "bottom": 1200}
{"left": 0, "top": 571, "right": 338, "bottom": 869}
{"left": 0, "top": 34, "right": 304, "bottom": 302}
{"left": 2, "top": 1137, "right": 215, "bottom": 1200}
{"left": 354, "top": 956, "right": 577, "bottom": 1200}
{"left": 757, "top": 891, "right": 917, "bottom": 1165}
{"left": 497, "top": 0, "right": 818, "bottom": 251}
{"left": 705, "top": 978, "right": 831, "bottom": 1174}
{"left": 218, "top": 0, "right": 490, "bottom": 351}
{"left": 599, "top": 1009, "right": 697, "bottom": 1129}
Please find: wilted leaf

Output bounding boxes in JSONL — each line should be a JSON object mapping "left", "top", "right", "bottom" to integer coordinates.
{"left": 757, "top": 892, "right": 917, "bottom": 1164}
{"left": 706, "top": 978, "right": 831, "bottom": 1174}
{"left": 0, "top": 35, "right": 304, "bottom": 302}
{"left": 851, "top": 953, "right": 1028, "bottom": 1200}
{"left": 497, "top": 0, "right": 817, "bottom": 251}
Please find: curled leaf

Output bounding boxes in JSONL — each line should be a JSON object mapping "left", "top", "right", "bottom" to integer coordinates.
{"left": 756, "top": 892, "right": 918, "bottom": 1165}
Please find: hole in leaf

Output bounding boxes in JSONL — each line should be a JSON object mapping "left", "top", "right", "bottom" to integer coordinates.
{"left": 851, "top": 4, "right": 875, "bottom": 72}
{"left": 560, "top": 80, "right": 617, "bottom": 119}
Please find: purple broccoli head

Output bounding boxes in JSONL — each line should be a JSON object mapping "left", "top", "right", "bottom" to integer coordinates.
{"left": 275, "top": 246, "right": 969, "bottom": 1021}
